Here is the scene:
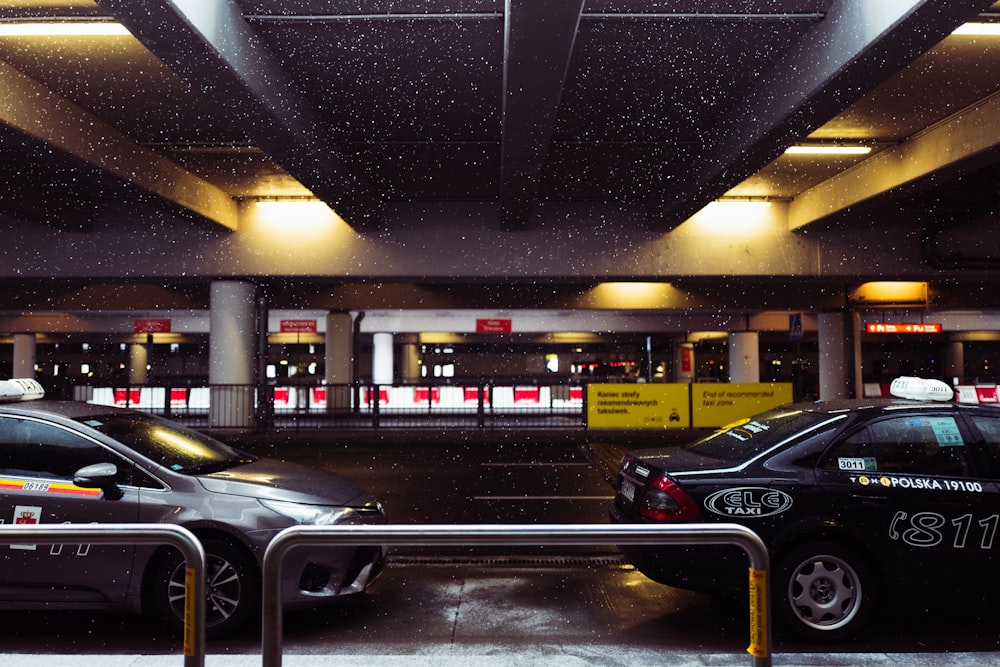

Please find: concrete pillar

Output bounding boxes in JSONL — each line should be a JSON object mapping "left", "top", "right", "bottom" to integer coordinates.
{"left": 728, "top": 332, "right": 760, "bottom": 383}
{"left": 325, "top": 312, "right": 352, "bottom": 384}
{"left": 401, "top": 342, "right": 420, "bottom": 382}
{"left": 129, "top": 343, "right": 148, "bottom": 385}
{"left": 325, "top": 312, "right": 353, "bottom": 411}
{"left": 209, "top": 280, "right": 257, "bottom": 428}
{"left": 674, "top": 341, "right": 695, "bottom": 383}
{"left": 818, "top": 311, "right": 855, "bottom": 400}
{"left": 12, "top": 334, "right": 36, "bottom": 379}
{"left": 944, "top": 339, "right": 964, "bottom": 384}
{"left": 372, "top": 332, "right": 394, "bottom": 385}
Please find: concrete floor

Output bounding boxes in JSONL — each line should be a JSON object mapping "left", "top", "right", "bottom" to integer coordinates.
{"left": 3, "top": 559, "right": 1000, "bottom": 666}
{"left": 4, "top": 429, "right": 1000, "bottom": 666}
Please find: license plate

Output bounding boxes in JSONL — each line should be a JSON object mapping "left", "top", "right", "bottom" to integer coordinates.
{"left": 620, "top": 480, "right": 636, "bottom": 503}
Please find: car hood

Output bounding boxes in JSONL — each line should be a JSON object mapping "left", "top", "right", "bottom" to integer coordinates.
{"left": 196, "top": 457, "right": 377, "bottom": 507}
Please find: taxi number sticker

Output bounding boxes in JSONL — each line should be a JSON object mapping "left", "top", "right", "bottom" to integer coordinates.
{"left": 0, "top": 477, "right": 101, "bottom": 497}
{"left": 838, "top": 457, "right": 876, "bottom": 472}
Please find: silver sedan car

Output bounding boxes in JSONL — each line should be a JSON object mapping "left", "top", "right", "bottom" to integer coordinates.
{"left": 0, "top": 380, "right": 387, "bottom": 637}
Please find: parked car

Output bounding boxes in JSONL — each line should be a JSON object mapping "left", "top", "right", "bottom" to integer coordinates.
{"left": 609, "top": 378, "right": 1000, "bottom": 641}
{"left": 0, "top": 379, "right": 386, "bottom": 637}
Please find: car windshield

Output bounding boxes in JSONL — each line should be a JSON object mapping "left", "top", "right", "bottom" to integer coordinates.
{"left": 75, "top": 412, "right": 256, "bottom": 474}
{"left": 683, "top": 407, "right": 835, "bottom": 462}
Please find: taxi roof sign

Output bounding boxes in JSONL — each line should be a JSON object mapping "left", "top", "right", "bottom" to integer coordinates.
{"left": 889, "top": 376, "right": 954, "bottom": 402}
{"left": 0, "top": 378, "right": 45, "bottom": 402}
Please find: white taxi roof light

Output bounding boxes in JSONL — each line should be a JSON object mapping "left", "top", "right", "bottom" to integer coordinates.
{"left": 889, "top": 376, "right": 954, "bottom": 402}
{"left": 0, "top": 379, "right": 45, "bottom": 402}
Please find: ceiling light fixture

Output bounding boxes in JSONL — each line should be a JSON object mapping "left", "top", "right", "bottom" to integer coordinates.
{"left": 712, "top": 197, "right": 773, "bottom": 207}
{"left": 784, "top": 145, "right": 872, "bottom": 156}
{"left": 0, "top": 20, "right": 130, "bottom": 37}
{"left": 253, "top": 196, "right": 325, "bottom": 208}
{"left": 952, "top": 22, "right": 1000, "bottom": 36}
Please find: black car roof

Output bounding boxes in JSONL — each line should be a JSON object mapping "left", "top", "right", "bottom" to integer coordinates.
{"left": 785, "top": 398, "right": 1000, "bottom": 418}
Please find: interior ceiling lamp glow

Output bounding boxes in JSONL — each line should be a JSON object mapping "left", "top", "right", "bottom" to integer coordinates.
{"left": 784, "top": 145, "right": 872, "bottom": 155}
{"left": 953, "top": 23, "right": 1000, "bottom": 35}
{"left": 0, "top": 21, "right": 130, "bottom": 36}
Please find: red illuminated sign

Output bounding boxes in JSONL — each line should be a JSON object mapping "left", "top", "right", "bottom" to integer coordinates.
{"left": 866, "top": 323, "right": 942, "bottom": 334}
{"left": 476, "top": 318, "right": 512, "bottom": 334}
{"left": 134, "top": 319, "right": 171, "bottom": 333}
{"left": 681, "top": 346, "right": 693, "bottom": 373}
{"left": 280, "top": 319, "right": 318, "bottom": 333}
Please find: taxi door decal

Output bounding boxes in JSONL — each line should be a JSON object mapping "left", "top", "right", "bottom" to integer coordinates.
{"left": 10, "top": 505, "right": 42, "bottom": 550}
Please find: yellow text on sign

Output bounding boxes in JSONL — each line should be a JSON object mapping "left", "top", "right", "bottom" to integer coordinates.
{"left": 692, "top": 383, "right": 793, "bottom": 428}
{"left": 586, "top": 384, "right": 690, "bottom": 429}
{"left": 747, "top": 567, "right": 770, "bottom": 658}
{"left": 184, "top": 566, "right": 195, "bottom": 656}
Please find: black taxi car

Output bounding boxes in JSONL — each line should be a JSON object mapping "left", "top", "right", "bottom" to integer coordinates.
{"left": 0, "top": 379, "right": 387, "bottom": 637}
{"left": 609, "top": 378, "right": 1000, "bottom": 641}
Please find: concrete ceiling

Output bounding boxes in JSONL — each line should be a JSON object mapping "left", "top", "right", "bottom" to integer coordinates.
{"left": 0, "top": 0, "right": 997, "bottom": 238}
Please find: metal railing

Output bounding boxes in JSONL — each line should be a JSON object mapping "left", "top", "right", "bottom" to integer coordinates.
{"left": 261, "top": 523, "right": 773, "bottom": 667}
{"left": 77, "top": 381, "right": 590, "bottom": 430}
{"left": 0, "top": 523, "right": 207, "bottom": 667}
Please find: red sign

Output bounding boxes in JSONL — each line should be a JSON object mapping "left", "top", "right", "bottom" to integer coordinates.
{"left": 476, "top": 318, "right": 512, "bottom": 334}
{"left": 134, "top": 319, "right": 171, "bottom": 333}
{"left": 280, "top": 319, "right": 318, "bottom": 333}
{"left": 976, "top": 387, "right": 999, "bottom": 403}
{"left": 866, "top": 323, "right": 942, "bottom": 334}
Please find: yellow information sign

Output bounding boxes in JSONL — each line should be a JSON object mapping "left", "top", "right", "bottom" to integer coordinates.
{"left": 587, "top": 384, "right": 690, "bottom": 429}
{"left": 692, "top": 383, "right": 793, "bottom": 428}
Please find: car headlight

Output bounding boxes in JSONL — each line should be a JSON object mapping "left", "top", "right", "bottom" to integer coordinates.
{"left": 260, "top": 499, "right": 356, "bottom": 525}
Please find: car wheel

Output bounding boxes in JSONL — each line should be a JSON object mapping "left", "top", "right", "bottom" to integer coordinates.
{"left": 149, "top": 537, "right": 259, "bottom": 639}
{"left": 775, "top": 541, "right": 875, "bottom": 642}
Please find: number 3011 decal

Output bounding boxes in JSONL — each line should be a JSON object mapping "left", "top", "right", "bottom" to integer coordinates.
{"left": 890, "top": 511, "right": 999, "bottom": 549}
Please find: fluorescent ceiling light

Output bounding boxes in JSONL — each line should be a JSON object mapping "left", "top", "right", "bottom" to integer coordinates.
{"left": 784, "top": 145, "right": 872, "bottom": 156}
{"left": 254, "top": 198, "right": 327, "bottom": 209}
{"left": 0, "top": 21, "right": 130, "bottom": 37}
{"left": 711, "top": 199, "right": 772, "bottom": 207}
{"left": 953, "top": 22, "right": 1000, "bottom": 36}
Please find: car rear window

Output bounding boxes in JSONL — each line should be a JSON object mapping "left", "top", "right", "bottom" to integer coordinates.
{"left": 683, "top": 408, "right": 836, "bottom": 462}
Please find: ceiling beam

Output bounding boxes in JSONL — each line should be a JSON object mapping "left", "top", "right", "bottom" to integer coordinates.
{"left": 647, "top": 0, "right": 996, "bottom": 231}
{"left": 0, "top": 60, "right": 237, "bottom": 230}
{"left": 96, "top": 0, "right": 381, "bottom": 230}
{"left": 500, "top": 0, "right": 585, "bottom": 230}
{"left": 789, "top": 91, "right": 1000, "bottom": 229}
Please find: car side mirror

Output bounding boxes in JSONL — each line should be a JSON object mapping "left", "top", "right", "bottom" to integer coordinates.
{"left": 74, "top": 462, "right": 124, "bottom": 501}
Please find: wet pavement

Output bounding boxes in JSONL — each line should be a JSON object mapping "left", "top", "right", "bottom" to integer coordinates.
{"left": 3, "top": 428, "right": 1000, "bottom": 665}
{"left": 3, "top": 557, "right": 1000, "bottom": 666}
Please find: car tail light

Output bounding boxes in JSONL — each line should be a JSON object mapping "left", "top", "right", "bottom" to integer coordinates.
{"left": 639, "top": 474, "right": 700, "bottom": 522}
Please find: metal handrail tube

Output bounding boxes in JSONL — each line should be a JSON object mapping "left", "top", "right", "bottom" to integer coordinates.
{"left": 0, "top": 523, "right": 207, "bottom": 667}
{"left": 262, "top": 523, "right": 772, "bottom": 667}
